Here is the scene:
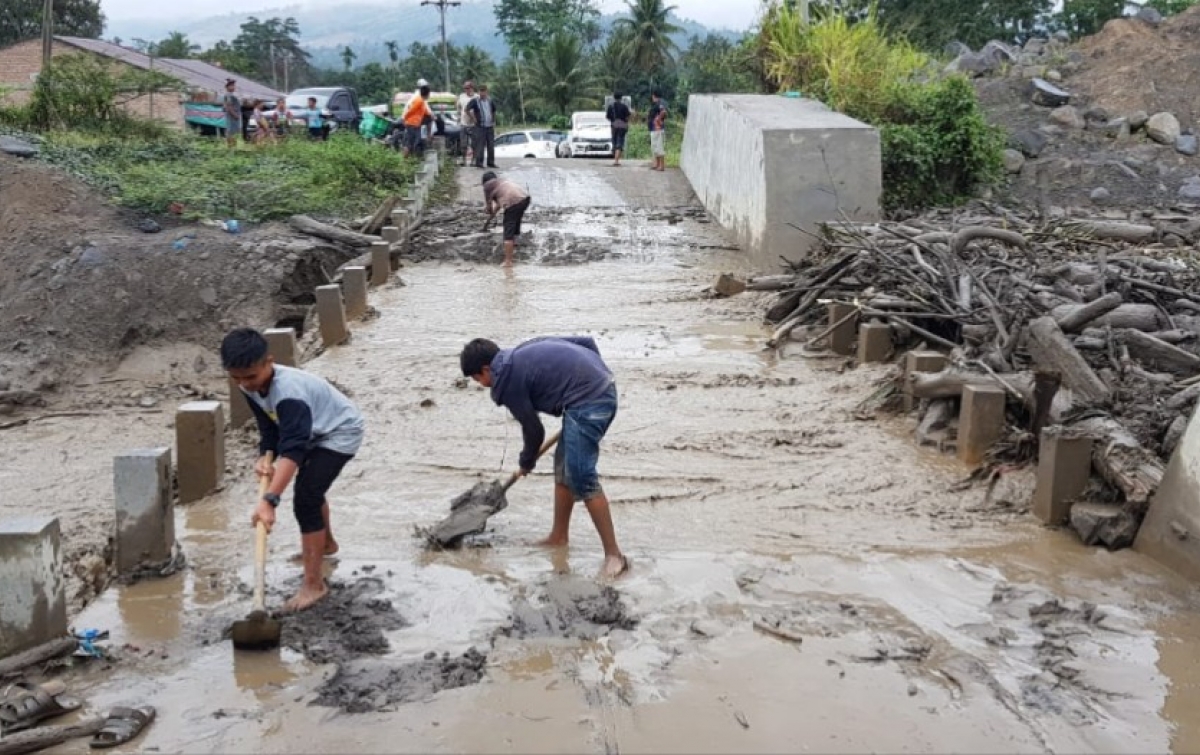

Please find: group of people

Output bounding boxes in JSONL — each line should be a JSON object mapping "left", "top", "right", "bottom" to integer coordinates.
{"left": 225, "top": 324, "right": 628, "bottom": 613}
{"left": 455, "top": 80, "right": 499, "bottom": 169}
{"left": 604, "top": 88, "right": 669, "bottom": 170}
{"left": 222, "top": 79, "right": 331, "bottom": 148}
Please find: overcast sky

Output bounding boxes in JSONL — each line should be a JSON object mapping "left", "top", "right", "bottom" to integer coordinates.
{"left": 98, "top": 0, "right": 764, "bottom": 30}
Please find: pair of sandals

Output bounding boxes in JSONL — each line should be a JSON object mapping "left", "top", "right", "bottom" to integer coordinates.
{"left": 0, "top": 680, "right": 155, "bottom": 748}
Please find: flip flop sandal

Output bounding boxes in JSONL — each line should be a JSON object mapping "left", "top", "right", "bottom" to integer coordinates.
{"left": 90, "top": 706, "right": 156, "bottom": 749}
{"left": 0, "top": 680, "right": 82, "bottom": 734}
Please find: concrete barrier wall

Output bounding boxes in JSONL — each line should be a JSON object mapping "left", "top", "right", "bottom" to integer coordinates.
{"left": 1136, "top": 403, "right": 1200, "bottom": 578}
{"left": 682, "top": 95, "right": 882, "bottom": 270}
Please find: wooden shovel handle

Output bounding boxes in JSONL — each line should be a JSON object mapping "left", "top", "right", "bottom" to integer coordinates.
{"left": 501, "top": 431, "right": 561, "bottom": 493}
{"left": 253, "top": 453, "right": 274, "bottom": 613}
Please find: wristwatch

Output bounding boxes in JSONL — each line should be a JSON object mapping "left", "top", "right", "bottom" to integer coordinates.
{"left": 262, "top": 492, "right": 281, "bottom": 508}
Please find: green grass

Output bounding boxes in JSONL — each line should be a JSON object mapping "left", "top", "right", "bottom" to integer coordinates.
{"left": 621, "top": 122, "right": 684, "bottom": 168}
{"left": 36, "top": 130, "right": 419, "bottom": 222}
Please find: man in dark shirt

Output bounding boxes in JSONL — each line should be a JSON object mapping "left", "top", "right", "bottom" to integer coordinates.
{"left": 460, "top": 336, "right": 629, "bottom": 578}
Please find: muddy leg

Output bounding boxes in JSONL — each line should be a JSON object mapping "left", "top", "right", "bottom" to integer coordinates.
{"left": 322, "top": 501, "right": 339, "bottom": 557}
{"left": 502, "top": 239, "right": 515, "bottom": 267}
{"left": 285, "top": 530, "right": 330, "bottom": 612}
{"left": 536, "top": 482, "right": 575, "bottom": 547}
{"left": 583, "top": 491, "right": 626, "bottom": 578}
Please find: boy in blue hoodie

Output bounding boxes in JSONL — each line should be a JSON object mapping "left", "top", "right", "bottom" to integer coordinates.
{"left": 460, "top": 336, "right": 628, "bottom": 578}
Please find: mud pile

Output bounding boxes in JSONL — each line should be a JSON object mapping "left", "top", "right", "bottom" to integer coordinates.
{"left": 423, "top": 480, "right": 508, "bottom": 549}
{"left": 500, "top": 577, "right": 638, "bottom": 640}
{"left": 314, "top": 648, "right": 488, "bottom": 712}
{"left": 281, "top": 576, "right": 406, "bottom": 665}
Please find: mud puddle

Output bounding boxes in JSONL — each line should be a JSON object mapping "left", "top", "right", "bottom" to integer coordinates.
{"left": 315, "top": 647, "right": 488, "bottom": 712}
{"left": 500, "top": 576, "right": 638, "bottom": 640}
{"left": 278, "top": 575, "right": 407, "bottom": 665}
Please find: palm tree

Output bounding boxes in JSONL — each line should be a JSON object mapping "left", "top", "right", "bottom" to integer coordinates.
{"left": 526, "top": 33, "right": 602, "bottom": 116}
{"left": 458, "top": 44, "right": 497, "bottom": 85}
{"left": 341, "top": 45, "right": 357, "bottom": 71}
{"left": 153, "top": 31, "right": 200, "bottom": 58}
{"left": 596, "top": 28, "right": 636, "bottom": 92}
{"left": 613, "top": 0, "right": 682, "bottom": 77}
{"left": 385, "top": 40, "right": 400, "bottom": 88}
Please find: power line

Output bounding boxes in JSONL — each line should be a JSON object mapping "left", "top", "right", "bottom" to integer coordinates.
{"left": 420, "top": 0, "right": 461, "bottom": 93}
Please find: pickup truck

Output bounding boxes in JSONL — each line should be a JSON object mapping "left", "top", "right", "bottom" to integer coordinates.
{"left": 283, "top": 86, "right": 362, "bottom": 132}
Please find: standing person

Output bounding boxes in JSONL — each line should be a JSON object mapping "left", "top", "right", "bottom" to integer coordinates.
{"left": 293, "top": 96, "right": 329, "bottom": 141}
{"left": 222, "top": 78, "right": 241, "bottom": 149}
{"left": 467, "top": 84, "right": 497, "bottom": 168}
{"left": 459, "top": 336, "right": 629, "bottom": 579}
{"left": 403, "top": 83, "right": 434, "bottom": 157}
{"left": 251, "top": 101, "right": 271, "bottom": 145}
{"left": 605, "top": 91, "right": 631, "bottom": 167}
{"left": 647, "top": 89, "right": 668, "bottom": 172}
{"left": 221, "top": 328, "right": 365, "bottom": 612}
{"left": 457, "top": 80, "right": 478, "bottom": 166}
{"left": 482, "top": 170, "right": 530, "bottom": 267}
{"left": 270, "top": 97, "right": 291, "bottom": 140}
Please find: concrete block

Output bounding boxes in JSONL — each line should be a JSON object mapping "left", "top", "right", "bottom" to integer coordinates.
{"left": 176, "top": 401, "right": 224, "bottom": 504}
{"left": 857, "top": 320, "right": 892, "bottom": 364}
{"left": 827, "top": 302, "right": 859, "bottom": 356}
{"left": 228, "top": 376, "right": 252, "bottom": 428}
{"left": 681, "top": 95, "right": 881, "bottom": 268}
{"left": 1137, "top": 404, "right": 1200, "bottom": 578}
{"left": 381, "top": 225, "right": 402, "bottom": 243}
{"left": 0, "top": 517, "right": 67, "bottom": 657}
{"left": 342, "top": 266, "right": 369, "bottom": 320}
{"left": 390, "top": 209, "right": 410, "bottom": 233}
{"left": 315, "top": 284, "right": 349, "bottom": 347}
{"left": 264, "top": 327, "right": 297, "bottom": 367}
{"left": 370, "top": 241, "right": 391, "bottom": 286}
{"left": 1033, "top": 430, "right": 1092, "bottom": 525}
{"left": 903, "top": 350, "right": 948, "bottom": 411}
{"left": 957, "top": 385, "right": 1007, "bottom": 467}
{"left": 113, "top": 448, "right": 174, "bottom": 573}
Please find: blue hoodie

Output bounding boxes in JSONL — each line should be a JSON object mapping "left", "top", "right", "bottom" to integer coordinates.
{"left": 489, "top": 336, "right": 614, "bottom": 470}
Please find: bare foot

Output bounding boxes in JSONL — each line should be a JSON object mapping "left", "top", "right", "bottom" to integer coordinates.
{"left": 288, "top": 542, "right": 339, "bottom": 564}
{"left": 283, "top": 582, "right": 328, "bottom": 612}
{"left": 535, "top": 535, "right": 568, "bottom": 548}
{"left": 599, "top": 554, "right": 630, "bottom": 580}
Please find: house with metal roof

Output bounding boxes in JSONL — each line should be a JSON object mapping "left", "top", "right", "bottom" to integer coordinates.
{"left": 0, "top": 35, "right": 283, "bottom": 129}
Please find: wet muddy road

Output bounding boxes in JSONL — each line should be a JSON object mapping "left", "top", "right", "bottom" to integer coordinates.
{"left": 30, "top": 160, "right": 1200, "bottom": 753}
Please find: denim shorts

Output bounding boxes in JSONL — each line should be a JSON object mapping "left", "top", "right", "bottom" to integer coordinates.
{"left": 554, "top": 383, "right": 617, "bottom": 501}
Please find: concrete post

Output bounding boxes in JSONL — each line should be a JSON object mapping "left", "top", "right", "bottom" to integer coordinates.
{"left": 316, "top": 284, "right": 349, "bottom": 347}
{"left": 176, "top": 401, "right": 225, "bottom": 504}
{"left": 370, "top": 241, "right": 391, "bottom": 286}
{"left": 827, "top": 302, "right": 859, "bottom": 356}
{"left": 957, "top": 385, "right": 1007, "bottom": 467}
{"left": 113, "top": 448, "right": 174, "bottom": 574}
{"left": 903, "top": 350, "right": 948, "bottom": 412}
{"left": 263, "top": 327, "right": 297, "bottom": 367}
{"left": 390, "top": 209, "right": 410, "bottom": 234}
{"left": 228, "top": 376, "right": 252, "bottom": 428}
{"left": 1033, "top": 430, "right": 1093, "bottom": 525}
{"left": 381, "top": 225, "right": 402, "bottom": 243}
{"left": 0, "top": 517, "right": 67, "bottom": 657}
{"left": 857, "top": 321, "right": 892, "bottom": 364}
{"left": 342, "top": 266, "right": 369, "bottom": 320}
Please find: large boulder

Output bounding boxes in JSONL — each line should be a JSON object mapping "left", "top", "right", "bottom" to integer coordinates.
{"left": 1050, "top": 105, "right": 1084, "bottom": 129}
{"left": 1030, "top": 78, "right": 1071, "bottom": 107}
{"left": 1070, "top": 502, "right": 1139, "bottom": 549}
{"left": 1002, "top": 148, "right": 1026, "bottom": 174}
{"left": 1177, "top": 134, "right": 1199, "bottom": 157}
{"left": 1136, "top": 6, "right": 1164, "bottom": 26}
{"left": 979, "top": 40, "right": 1017, "bottom": 68}
{"left": 1011, "top": 129, "right": 1049, "bottom": 158}
{"left": 1146, "top": 112, "right": 1182, "bottom": 145}
{"left": 1128, "top": 110, "right": 1150, "bottom": 131}
{"left": 948, "top": 52, "right": 996, "bottom": 77}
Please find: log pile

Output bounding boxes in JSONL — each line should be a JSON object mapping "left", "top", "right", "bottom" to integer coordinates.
{"left": 737, "top": 207, "right": 1200, "bottom": 548}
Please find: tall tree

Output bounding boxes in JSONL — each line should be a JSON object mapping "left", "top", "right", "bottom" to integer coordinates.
{"left": 230, "top": 16, "right": 310, "bottom": 86}
{"left": 457, "top": 44, "right": 497, "bottom": 84}
{"left": 198, "top": 40, "right": 254, "bottom": 76}
{"left": 526, "top": 32, "right": 601, "bottom": 115}
{"left": 151, "top": 31, "right": 199, "bottom": 58}
{"left": 595, "top": 28, "right": 636, "bottom": 92}
{"left": 340, "top": 45, "right": 357, "bottom": 71}
{"left": 0, "top": 0, "right": 105, "bottom": 47}
{"left": 397, "top": 41, "right": 449, "bottom": 88}
{"left": 866, "top": 0, "right": 1053, "bottom": 50}
{"left": 1056, "top": 0, "right": 1125, "bottom": 36}
{"left": 495, "top": 0, "right": 601, "bottom": 57}
{"left": 613, "top": 0, "right": 682, "bottom": 78}
{"left": 677, "top": 34, "right": 755, "bottom": 96}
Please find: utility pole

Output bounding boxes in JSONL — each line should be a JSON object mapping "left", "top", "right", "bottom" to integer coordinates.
{"left": 421, "top": 0, "right": 460, "bottom": 92}
{"left": 41, "top": 0, "right": 53, "bottom": 68}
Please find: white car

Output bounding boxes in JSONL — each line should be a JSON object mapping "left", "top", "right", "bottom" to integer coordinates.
{"left": 493, "top": 129, "right": 562, "bottom": 159}
{"left": 559, "top": 111, "right": 613, "bottom": 158}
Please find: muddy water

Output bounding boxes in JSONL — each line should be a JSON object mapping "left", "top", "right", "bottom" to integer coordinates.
{"left": 36, "top": 160, "right": 1200, "bottom": 753}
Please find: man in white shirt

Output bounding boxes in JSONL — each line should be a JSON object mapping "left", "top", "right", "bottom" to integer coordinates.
{"left": 456, "top": 80, "right": 477, "bottom": 166}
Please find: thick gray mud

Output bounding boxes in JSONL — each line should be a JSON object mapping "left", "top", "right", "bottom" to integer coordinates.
{"left": 423, "top": 480, "right": 508, "bottom": 548}
{"left": 501, "top": 576, "right": 638, "bottom": 640}
{"left": 280, "top": 576, "right": 406, "bottom": 664}
{"left": 314, "top": 648, "right": 489, "bottom": 712}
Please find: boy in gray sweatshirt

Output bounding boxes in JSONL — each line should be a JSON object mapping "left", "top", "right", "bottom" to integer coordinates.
{"left": 222, "top": 328, "right": 365, "bottom": 611}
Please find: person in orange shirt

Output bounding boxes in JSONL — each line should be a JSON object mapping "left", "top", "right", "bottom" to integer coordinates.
{"left": 402, "top": 83, "right": 434, "bottom": 157}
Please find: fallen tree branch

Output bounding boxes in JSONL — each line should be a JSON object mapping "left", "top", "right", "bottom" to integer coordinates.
{"left": 288, "top": 214, "right": 378, "bottom": 248}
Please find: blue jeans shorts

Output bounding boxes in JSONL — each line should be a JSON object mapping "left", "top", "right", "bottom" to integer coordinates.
{"left": 554, "top": 383, "right": 618, "bottom": 502}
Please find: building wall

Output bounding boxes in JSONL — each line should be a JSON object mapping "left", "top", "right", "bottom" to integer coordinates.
{"left": 0, "top": 39, "right": 185, "bottom": 127}
{"left": 681, "top": 94, "right": 882, "bottom": 271}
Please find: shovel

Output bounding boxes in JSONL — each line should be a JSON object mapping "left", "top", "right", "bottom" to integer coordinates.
{"left": 231, "top": 459, "right": 283, "bottom": 651}
{"left": 482, "top": 212, "right": 497, "bottom": 233}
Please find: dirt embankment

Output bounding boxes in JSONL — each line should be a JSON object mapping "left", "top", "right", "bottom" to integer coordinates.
{"left": 0, "top": 154, "right": 360, "bottom": 398}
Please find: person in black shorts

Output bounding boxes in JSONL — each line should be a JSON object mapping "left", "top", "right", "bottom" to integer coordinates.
{"left": 605, "top": 90, "right": 632, "bottom": 167}
{"left": 482, "top": 170, "right": 531, "bottom": 267}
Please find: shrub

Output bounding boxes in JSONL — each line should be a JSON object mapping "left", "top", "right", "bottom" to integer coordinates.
{"left": 27, "top": 53, "right": 180, "bottom": 138}
{"left": 548, "top": 114, "right": 570, "bottom": 130}
{"left": 757, "top": 1, "right": 1003, "bottom": 212}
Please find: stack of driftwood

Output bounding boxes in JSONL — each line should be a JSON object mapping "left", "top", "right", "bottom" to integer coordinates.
{"left": 737, "top": 207, "right": 1200, "bottom": 547}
